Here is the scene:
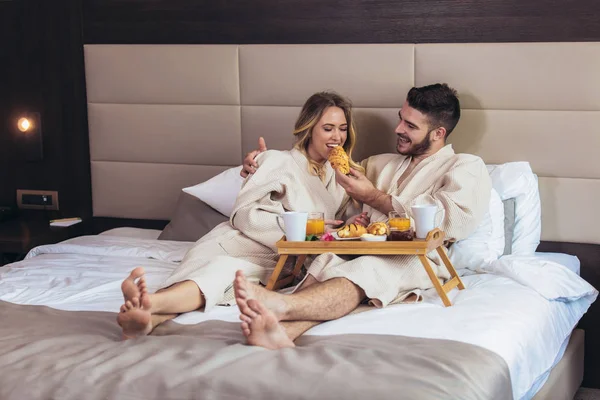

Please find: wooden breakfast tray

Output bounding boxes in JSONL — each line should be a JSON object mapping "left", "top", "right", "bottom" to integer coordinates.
{"left": 266, "top": 228, "right": 464, "bottom": 307}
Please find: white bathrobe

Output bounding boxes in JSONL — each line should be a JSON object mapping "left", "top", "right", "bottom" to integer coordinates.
{"left": 160, "top": 149, "right": 345, "bottom": 310}
{"left": 306, "top": 145, "right": 492, "bottom": 307}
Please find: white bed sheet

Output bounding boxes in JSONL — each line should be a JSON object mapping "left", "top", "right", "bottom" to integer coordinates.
{"left": 0, "top": 235, "right": 596, "bottom": 400}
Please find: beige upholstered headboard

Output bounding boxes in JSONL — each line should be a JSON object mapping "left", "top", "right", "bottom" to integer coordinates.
{"left": 84, "top": 43, "right": 600, "bottom": 245}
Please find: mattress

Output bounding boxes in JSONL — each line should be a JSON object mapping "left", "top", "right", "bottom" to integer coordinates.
{"left": 0, "top": 234, "right": 596, "bottom": 399}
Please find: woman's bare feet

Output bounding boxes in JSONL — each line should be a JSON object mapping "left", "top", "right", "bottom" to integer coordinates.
{"left": 118, "top": 267, "right": 154, "bottom": 338}
{"left": 121, "top": 267, "right": 147, "bottom": 305}
{"left": 240, "top": 299, "right": 295, "bottom": 350}
{"left": 116, "top": 294, "right": 153, "bottom": 338}
{"left": 234, "top": 270, "right": 289, "bottom": 320}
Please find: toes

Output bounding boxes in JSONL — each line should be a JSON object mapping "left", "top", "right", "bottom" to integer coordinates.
{"left": 237, "top": 288, "right": 248, "bottom": 300}
{"left": 132, "top": 297, "right": 140, "bottom": 308}
{"left": 239, "top": 314, "right": 252, "bottom": 324}
{"left": 240, "top": 304, "right": 258, "bottom": 319}
{"left": 131, "top": 266, "right": 145, "bottom": 279}
{"left": 241, "top": 322, "right": 251, "bottom": 337}
{"left": 234, "top": 275, "right": 244, "bottom": 288}
{"left": 120, "top": 304, "right": 127, "bottom": 313}
{"left": 125, "top": 300, "right": 133, "bottom": 310}
{"left": 235, "top": 283, "right": 248, "bottom": 301}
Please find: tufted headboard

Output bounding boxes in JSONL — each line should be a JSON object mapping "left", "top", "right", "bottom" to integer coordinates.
{"left": 84, "top": 43, "right": 600, "bottom": 245}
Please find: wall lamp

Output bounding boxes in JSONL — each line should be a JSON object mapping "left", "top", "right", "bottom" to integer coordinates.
{"left": 15, "top": 112, "right": 43, "bottom": 161}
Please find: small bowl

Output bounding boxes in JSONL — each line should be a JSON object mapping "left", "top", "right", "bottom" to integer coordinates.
{"left": 360, "top": 234, "right": 387, "bottom": 242}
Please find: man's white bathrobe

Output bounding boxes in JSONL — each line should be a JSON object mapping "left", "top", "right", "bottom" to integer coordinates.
{"left": 306, "top": 145, "right": 492, "bottom": 307}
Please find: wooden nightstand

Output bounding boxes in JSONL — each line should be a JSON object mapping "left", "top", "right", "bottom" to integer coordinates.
{"left": 0, "top": 215, "right": 86, "bottom": 266}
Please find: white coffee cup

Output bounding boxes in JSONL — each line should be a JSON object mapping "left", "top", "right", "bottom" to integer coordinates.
{"left": 277, "top": 211, "right": 308, "bottom": 241}
{"left": 411, "top": 204, "right": 444, "bottom": 239}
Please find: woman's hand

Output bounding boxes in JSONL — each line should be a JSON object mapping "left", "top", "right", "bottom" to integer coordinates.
{"left": 345, "top": 212, "right": 370, "bottom": 227}
{"left": 241, "top": 137, "right": 268, "bottom": 177}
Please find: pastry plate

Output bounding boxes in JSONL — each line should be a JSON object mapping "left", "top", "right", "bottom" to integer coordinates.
{"left": 331, "top": 232, "right": 361, "bottom": 241}
{"left": 360, "top": 234, "right": 388, "bottom": 242}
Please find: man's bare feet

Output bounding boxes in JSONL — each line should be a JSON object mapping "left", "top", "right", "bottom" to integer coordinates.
{"left": 240, "top": 299, "right": 294, "bottom": 350}
{"left": 117, "top": 295, "right": 153, "bottom": 339}
{"left": 121, "top": 267, "right": 147, "bottom": 304}
{"left": 234, "top": 270, "right": 288, "bottom": 320}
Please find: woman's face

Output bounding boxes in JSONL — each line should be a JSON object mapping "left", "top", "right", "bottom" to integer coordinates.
{"left": 306, "top": 106, "right": 348, "bottom": 164}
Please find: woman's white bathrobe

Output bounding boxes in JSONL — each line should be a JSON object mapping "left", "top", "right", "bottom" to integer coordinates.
{"left": 159, "top": 149, "right": 345, "bottom": 310}
{"left": 306, "top": 145, "right": 492, "bottom": 307}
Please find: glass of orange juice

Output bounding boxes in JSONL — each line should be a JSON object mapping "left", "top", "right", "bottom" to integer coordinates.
{"left": 388, "top": 211, "right": 411, "bottom": 231}
{"left": 388, "top": 211, "right": 413, "bottom": 241}
{"left": 306, "top": 212, "right": 325, "bottom": 235}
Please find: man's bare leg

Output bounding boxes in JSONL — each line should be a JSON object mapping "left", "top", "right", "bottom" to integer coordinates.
{"left": 239, "top": 299, "right": 295, "bottom": 349}
{"left": 240, "top": 306, "right": 320, "bottom": 340}
{"left": 234, "top": 270, "right": 365, "bottom": 322}
{"left": 234, "top": 270, "right": 365, "bottom": 349}
{"left": 280, "top": 321, "right": 321, "bottom": 340}
{"left": 239, "top": 300, "right": 328, "bottom": 349}
{"left": 296, "top": 274, "right": 318, "bottom": 291}
{"left": 118, "top": 268, "right": 206, "bottom": 338}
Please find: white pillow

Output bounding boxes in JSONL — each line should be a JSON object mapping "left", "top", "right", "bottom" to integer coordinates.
{"left": 99, "top": 227, "right": 162, "bottom": 240}
{"left": 480, "top": 255, "right": 598, "bottom": 302}
{"left": 486, "top": 162, "right": 541, "bottom": 255}
{"left": 182, "top": 166, "right": 244, "bottom": 217}
{"left": 448, "top": 188, "right": 505, "bottom": 270}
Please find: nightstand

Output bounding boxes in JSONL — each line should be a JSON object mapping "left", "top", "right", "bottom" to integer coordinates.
{"left": 0, "top": 215, "right": 86, "bottom": 266}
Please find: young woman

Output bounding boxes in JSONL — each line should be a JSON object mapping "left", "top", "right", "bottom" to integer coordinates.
{"left": 117, "top": 91, "right": 364, "bottom": 338}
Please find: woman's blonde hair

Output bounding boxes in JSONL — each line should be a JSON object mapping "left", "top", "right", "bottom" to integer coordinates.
{"left": 292, "top": 91, "right": 364, "bottom": 180}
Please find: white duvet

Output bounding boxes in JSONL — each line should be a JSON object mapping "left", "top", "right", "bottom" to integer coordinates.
{"left": 0, "top": 235, "right": 596, "bottom": 400}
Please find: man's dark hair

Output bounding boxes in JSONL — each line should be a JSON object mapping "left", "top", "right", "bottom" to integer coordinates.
{"left": 406, "top": 83, "right": 461, "bottom": 138}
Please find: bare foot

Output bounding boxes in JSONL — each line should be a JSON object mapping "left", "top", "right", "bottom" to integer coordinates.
{"left": 121, "top": 267, "right": 146, "bottom": 304}
{"left": 234, "top": 270, "right": 288, "bottom": 320}
{"left": 241, "top": 299, "right": 295, "bottom": 350}
{"left": 117, "top": 296, "right": 152, "bottom": 339}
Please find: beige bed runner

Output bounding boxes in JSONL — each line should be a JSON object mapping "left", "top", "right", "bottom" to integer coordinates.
{"left": 0, "top": 300, "right": 512, "bottom": 399}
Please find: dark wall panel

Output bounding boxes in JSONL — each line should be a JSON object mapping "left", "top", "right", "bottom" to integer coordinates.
{"left": 0, "top": 0, "right": 91, "bottom": 218}
{"left": 83, "top": 0, "right": 600, "bottom": 44}
{"left": 0, "top": 1, "right": 18, "bottom": 207}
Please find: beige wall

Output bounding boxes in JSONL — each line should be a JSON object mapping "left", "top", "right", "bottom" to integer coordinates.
{"left": 85, "top": 43, "right": 600, "bottom": 244}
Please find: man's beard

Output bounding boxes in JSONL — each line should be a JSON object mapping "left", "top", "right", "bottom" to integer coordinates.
{"left": 397, "top": 129, "right": 433, "bottom": 157}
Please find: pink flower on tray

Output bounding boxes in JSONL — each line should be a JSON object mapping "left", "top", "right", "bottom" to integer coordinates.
{"left": 320, "top": 232, "right": 335, "bottom": 241}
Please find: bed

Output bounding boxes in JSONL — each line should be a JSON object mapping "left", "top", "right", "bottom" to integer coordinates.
{"left": 0, "top": 230, "right": 594, "bottom": 399}
{"left": 1, "top": 42, "right": 599, "bottom": 399}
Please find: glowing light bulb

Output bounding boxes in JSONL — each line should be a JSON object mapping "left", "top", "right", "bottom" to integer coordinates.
{"left": 18, "top": 117, "right": 31, "bottom": 132}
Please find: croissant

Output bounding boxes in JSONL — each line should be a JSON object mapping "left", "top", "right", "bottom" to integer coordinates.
{"left": 367, "top": 222, "right": 389, "bottom": 236}
{"left": 337, "top": 223, "right": 367, "bottom": 238}
{"left": 328, "top": 146, "right": 350, "bottom": 175}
